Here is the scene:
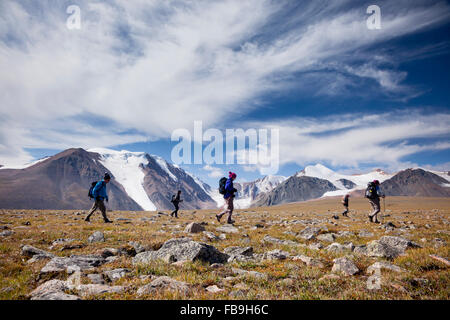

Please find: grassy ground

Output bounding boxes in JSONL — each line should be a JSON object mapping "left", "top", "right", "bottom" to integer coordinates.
{"left": 0, "top": 196, "right": 449, "bottom": 300}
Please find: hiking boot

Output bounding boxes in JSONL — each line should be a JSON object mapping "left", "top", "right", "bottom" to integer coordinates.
{"left": 227, "top": 219, "right": 235, "bottom": 224}
{"left": 104, "top": 219, "right": 113, "bottom": 223}
{"left": 84, "top": 217, "right": 90, "bottom": 222}
{"left": 368, "top": 215, "right": 373, "bottom": 223}
{"left": 374, "top": 220, "right": 380, "bottom": 224}
{"left": 216, "top": 215, "right": 221, "bottom": 222}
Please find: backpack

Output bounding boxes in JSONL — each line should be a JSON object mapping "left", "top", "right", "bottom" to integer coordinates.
{"left": 170, "top": 195, "right": 175, "bottom": 203}
{"left": 88, "top": 181, "right": 98, "bottom": 199}
{"left": 219, "top": 177, "right": 227, "bottom": 195}
{"left": 365, "top": 182, "right": 377, "bottom": 199}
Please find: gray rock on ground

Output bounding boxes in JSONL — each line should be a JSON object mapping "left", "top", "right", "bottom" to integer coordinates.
{"left": 366, "top": 236, "right": 420, "bottom": 259}
{"left": 40, "top": 255, "right": 107, "bottom": 275}
{"left": 263, "top": 249, "right": 290, "bottom": 260}
{"left": 137, "top": 276, "right": 190, "bottom": 296}
{"left": 216, "top": 225, "right": 239, "bottom": 234}
{"left": 293, "top": 255, "right": 324, "bottom": 268}
{"left": 88, "top": 231, "right": 105, "bottom": 243}
{"left": 185, "top": 222, "right": 206, "bottom": 233}
{"left": 332, "top": 257, "right": 359, "bottom": 276}
{"left": 232, "top": 268, "right": 268, "bottom": 280}
{"left": 317, "top": 233, "right": 336, "bottom": 242}
{"left": 132, "top": 238, "right": 229, "bottom": 265}
{"left": 297, "top": 227, "right": 321, "bottom": 240}
{"left": 366, "top": 261, "right": 405, "bottom": 274}
{"left": 103, "top": 268, "right": 131, "bottom": 282}
{"left": 29, "top": 280, "right": 78, "bottom": 300}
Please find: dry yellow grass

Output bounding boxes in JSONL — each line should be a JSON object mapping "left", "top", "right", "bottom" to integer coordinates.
{"left": 0, "top": 196, "right": 449, "bottom": 300}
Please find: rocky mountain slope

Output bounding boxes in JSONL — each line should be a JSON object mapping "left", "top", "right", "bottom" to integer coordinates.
{"left": 252, "top": 176, "right": 337, "bottom": 206}
{"left": 381, "top": 168, "right": 450, "bottom": 197}
{"left": 0, "top": 148, "right": 142, "bottom": 210}
{"left": 0, "top": 148, "right": 216, "bottom": 211}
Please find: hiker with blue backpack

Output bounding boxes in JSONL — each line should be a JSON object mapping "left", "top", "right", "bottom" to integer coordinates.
{"left": 365, "top": 179, "right": 385, "bottom": 223}
{"left": 85, "top": 173, "right": 113, "bottom": 223}
{"left": 216, "top": 172, "right": 238, "bottom": 224}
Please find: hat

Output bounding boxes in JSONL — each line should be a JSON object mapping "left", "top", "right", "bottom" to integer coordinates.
{"left": 229, "top": 172, "right": 237, "bottom": 179}
{"left": 104, "top": 172, "right": 111, "bottom": 180}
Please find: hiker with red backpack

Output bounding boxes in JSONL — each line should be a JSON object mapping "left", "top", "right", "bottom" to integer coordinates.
{"left": 85, "top": 173, "right": 113, "bottom": 223}
{"left": 216, "top": 172, "right": 238, "bottom": 224}
{"left": 365, "top": 179, "right": 385, "bottom": 223}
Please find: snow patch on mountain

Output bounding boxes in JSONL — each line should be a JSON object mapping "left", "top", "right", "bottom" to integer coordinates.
{"left": 153, "top": 155, "right": 178, "bottom": 181}
{"left": 299, "top": 164, "right": 392, "bottom": 189}
{"left": 0, "top": 157, "right": 50, "bottom": 170}
{"left": 88, "top": 148, "right": 157, "bottom": 211}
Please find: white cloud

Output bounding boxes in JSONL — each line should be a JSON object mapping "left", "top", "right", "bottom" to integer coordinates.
{"left": 244, "top": 111, "right": 450, "bottom": 172}
{"left": 1, "top": 0, "right": 450, "bottom": 166}
{"left": 202, "top": 165, "right": 223, "bottom": 178}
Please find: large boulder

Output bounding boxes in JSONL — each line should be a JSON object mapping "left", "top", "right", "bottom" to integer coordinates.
{"left": 132, "top": 238, "right": 229, "bottom": 265}
{"left": 40, "top": 255, "right": 107, "bottom": 275}
{"left": 366, "top": 236, "right": 420, "bottom": 259}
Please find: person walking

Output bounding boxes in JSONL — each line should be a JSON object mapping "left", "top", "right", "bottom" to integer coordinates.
{"left": 170, "top": 190, "right": 183, "bottom": 218}
{"left": 216, "top": 172, "right": 237, "bottom": 224}
{"left": 341, "top": 194, "right": 350, "bottom": 217}
{"left": 85, "top": 173, "right": 113, "bottom": 223}
{"left": 365, "top": 179, "right": 385, "bottom": 223}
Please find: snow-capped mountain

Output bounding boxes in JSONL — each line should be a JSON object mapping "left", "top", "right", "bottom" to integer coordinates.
{"left": 297, "top": 164, "right": 393, "bottom": 198}
{"left": 0, "top": 148, "right": 217, "bottom": 211}
{"left": 88, "top": 148, "right": 217, "bottom": 210}
{"left": 234, "top": 175, "right": 287, "bottom": 209}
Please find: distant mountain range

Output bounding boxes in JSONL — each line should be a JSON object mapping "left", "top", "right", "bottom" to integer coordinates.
{"left": 0, "top": 148, "right": 448, "bottom": 210}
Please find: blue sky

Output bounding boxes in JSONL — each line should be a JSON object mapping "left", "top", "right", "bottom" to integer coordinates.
{"left": 1, "top": 0, "right": 449, "bottom": 187}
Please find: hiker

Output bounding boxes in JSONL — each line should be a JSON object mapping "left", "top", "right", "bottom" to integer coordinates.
{"left": 85, "top": 173, "right": 113, "bottom": 223}
{"left": 170, "top": 190, "right": 183, "bottom": 218}
{"left": 216, "top": 172, "right": 238, "bottom": 224}
{"left": 365, "top": 179, "right": 385, "bottom": 223}
{"left": 341, "top": 194, "right": 350, "bottom": 217}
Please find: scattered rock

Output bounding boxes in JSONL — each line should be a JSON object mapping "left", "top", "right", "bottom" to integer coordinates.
{"left": 358, "top": 230, "right": 374, "bottom": 238}
{"left": 203, "top": 231, "right": 219, "bottom": 241}
{"left": 216, "top": 225, "right": 239, "bottom": 234}
{"left": 103, "top": 268, "right": 131, "bottom": 282}
{"left": 262, "top": 235, "right": 301, "bottom": 246}
{"left": 332, "top": 257, "right": 359, "bottom": 276}
{"left": 326, "top": 242, "right": 352, "bottom": 254}
{"left": 137, "top": 276, "right": 190, "bottom": 295}
{"left": 366, "top": 236, "right": 420, "bottom": 259}
{"left": 206, "top": 285, "right": 224, "bottom": 293}
{"left": 76, "top": 284, "right": 126, "bottom": 297}
{"left": 184, "top": 222, "right": 206, "bottom": 233}
{"left": 232, "top": 268, "right": 268, "bottom": 280}
{"left": 297, "top": 227, "right": 320, "bottom": 240}
{"left": 0, "top": 230, "right": 13, "bottom": 237}
{"left": 308, "top": 243, "right": 323, "bottom": 250}
{"left": 132, "top": 238, "right": 229, "bottom": 265}
{"left": 317, "top": 233, "right": 336, "bottom": 242}
{"left": 87, "top": 274, "right": 105, "bottom": 285}
{"left": 40, "top": 255, "right": 106, "bottom": 275}
{"left": 30, "top": 279, "right": 80, "bottom": 300}
{"left": 366, "top": 262, "right": 405, "bottom": 274}
{"left": 128, "top": 241, "right": 146, "bottom": 254}
{"left": 293, "top": 255, "right": 324, "bottom": 268}
{"left": 88, "top": 231, "right": 105, "bottom": 243}
{"left": 263, "top": 249, "right": 290, "bottom": 260}
{"left": 21, "top": 245, "right": 55, "bottom": 259}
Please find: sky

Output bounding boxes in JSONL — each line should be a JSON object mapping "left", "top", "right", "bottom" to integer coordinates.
{"left": 0, "top": 0, "right": 449, "bottom": 186}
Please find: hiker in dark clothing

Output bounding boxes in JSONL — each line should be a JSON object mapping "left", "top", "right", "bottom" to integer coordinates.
{"left": 170, "top": 190, "right": 183, "bottom": 218}
{"left": 341, "top": 194, "right": 350, "bottom": 217}
{"left": 216, "top": 172, "right": 237, "bottom": 224}
{"left": 366, "top": 180, "right": 385, "bottom": 223}
{"left": 85, "top": 173, "right": 113, "bottom": 223}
